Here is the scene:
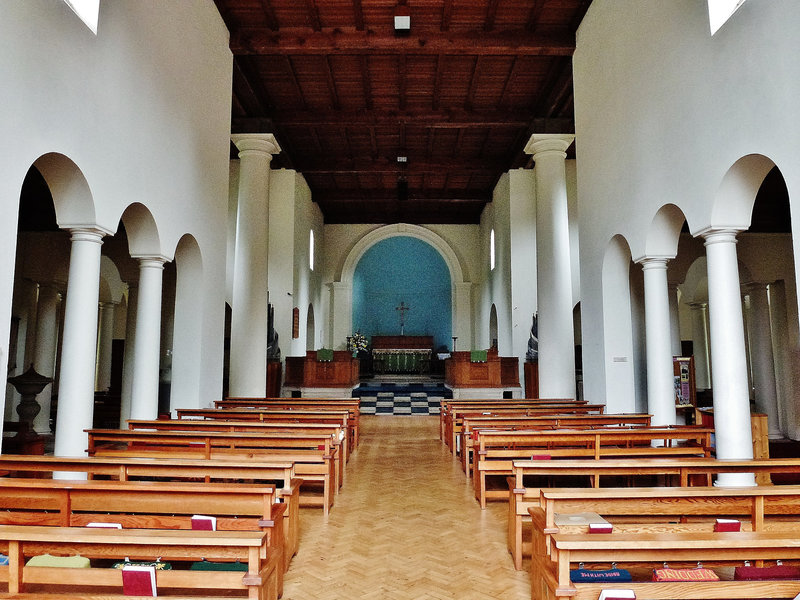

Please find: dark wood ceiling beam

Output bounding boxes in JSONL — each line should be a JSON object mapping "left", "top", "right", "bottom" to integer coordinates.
{"left": 464, "top": 57, "right": 481, "bottom": 111}
{"left": 238, "top": 108, "right": 542, "bottom": 127}
{"left": 432, "top": 54, "right": 444, "bottom": 111}
{"left": 532, "top": 57, "right": 571, "bottom": 117}
{"left": 232, "top": 56, "right": 269, "bottom": 114}
{"left": 498, "top": 56, "right": 520, "bottom": 108}
{"left": 398, "top": 54, "right": 407, "bottom": 112}
{"left": 230, "top": 29, "right": 576, "bottom": 56}
{"left": 452, "top": 129, "right": 464, "bottom": 158}
{"left": 284, "top": 56, "right": 308, "bottom": 110}
{"left": 352, "top": 0, "right": 365, "bottom": 30}
{"left": 441, "top": 0, "right": 453, "bottom": 32}
{"left": 304, "top": 0, "right": 322, "bottom": 31}
{"left": 295, "top": 158, "right": 507, "bottom": 174}
{"left": 319, "top": 190, "right": 488, "bottom": 202}
{"left": 257, "top": 0, "right": 280, "bottom": 30}
{"left": 526, "top": 0, "right": 547, "bottom": 32}
{"left": 484, "top": 0, "right": 500, "bottom": 32}
{"left": 310, "top": 128, "right": 324, "bottom": 154}
{"left": 369, "top": 127, "right": 378, "bottom": 158}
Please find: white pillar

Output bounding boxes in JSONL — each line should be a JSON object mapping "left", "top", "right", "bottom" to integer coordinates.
{"left": 525, "top": 134, "right": 575, "bottom": 400}
{"left": 229, "top": 134, "right": 281, "bottom": 397}
{"left": 638, "top": 257, "right": 677, "bottom": 426}
{"left": 745, "top": 282, "right": 781, "bottom": 439}
{"left": 94, "top": 301, "right": 116, "bottom": 392}
{"left": 667, "top": 282, "right": 682, "bottom": 356}
{"left": 129, "top": 257, "right": 166, "bottom": 421}
{"left": 32, "top": 284, "right": 61, "bottom": 434}
{"left": 119, "top": 283, "right": 138, "bottom": 427}
{"left": 329, "top": 281, "right": 352, "bottom": 350}
{"left": 702, "top": 228, "right": 755, "bottom": 486}
{"left": 688, "top": 302, "right": 712, "bottom": 390}
{"left": 54, "top": 227, "right": 107, "bottom": 458}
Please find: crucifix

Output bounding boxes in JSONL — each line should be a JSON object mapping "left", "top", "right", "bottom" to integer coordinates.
{"left": 395, "top": 301, "right": 410, "bottom": 335}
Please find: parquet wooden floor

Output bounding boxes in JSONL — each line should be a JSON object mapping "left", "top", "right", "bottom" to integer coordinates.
{"left": 282, "top": 416, "right": 530, "bottom": 599}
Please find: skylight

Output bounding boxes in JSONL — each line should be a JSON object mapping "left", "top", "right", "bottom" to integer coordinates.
{"left": 63, "top": 0, "right": 99, "bottom": 34}
{"left": 708, "top": 0, "right": 746, "bottom": 35}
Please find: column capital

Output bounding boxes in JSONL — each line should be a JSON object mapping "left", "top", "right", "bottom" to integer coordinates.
{"left": 231, "top": 133, "right": 282, "bottom": 159}
{"left": 741, "top": 280, "right": 772, "bottom": 291}
{"left": 98, "top": 300, "right": 118, "bottom": 308}
{"left": 636, "top": 256, "right": 671, "bottom": 270}
{"left": 698, "top": 226, "right": 745, "bottom": 246}
{"left": 133, "top": 255, "right": 168, "bottom": 270}
{"left": 65, "top": 226, "right": 112, "bottom": 244}
{"left": 687, "top": 301, "right": 708, "bottom": 310}
{"left": 524, "top": 133, "right": 575, "bottom": 159}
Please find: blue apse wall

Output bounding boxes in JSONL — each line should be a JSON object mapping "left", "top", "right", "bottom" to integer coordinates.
{"left": 352, "top": 236, "right": 452, "bottom": 351}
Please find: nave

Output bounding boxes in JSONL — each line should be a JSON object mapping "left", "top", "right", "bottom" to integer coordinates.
{"left": 282, "top": 416, "right": 529, "bottom": 599}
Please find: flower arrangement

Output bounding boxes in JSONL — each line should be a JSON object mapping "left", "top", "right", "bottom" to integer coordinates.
{"left": 347, "top": 332, "right": 369, "bottom": 354}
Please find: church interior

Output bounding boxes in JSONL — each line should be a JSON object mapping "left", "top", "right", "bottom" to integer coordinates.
{"left": 3, "top": 0, "right": 800, "bottom": 598}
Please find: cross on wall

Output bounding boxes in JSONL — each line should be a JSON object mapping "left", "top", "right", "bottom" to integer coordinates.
{"left": 395, "top": 301, "right": 410, "bottom": 335}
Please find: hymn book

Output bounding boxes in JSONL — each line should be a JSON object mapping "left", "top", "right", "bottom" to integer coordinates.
{"left": 122, "top": 564, "right": 157, "bottom": 596}
{"left": 191, "top": 514, "right": 217, "bottom": 531}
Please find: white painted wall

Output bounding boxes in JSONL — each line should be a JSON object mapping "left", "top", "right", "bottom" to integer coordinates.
{"left": 574, "top": 0, "right": 800, "bottom": 430}
{"left": 0, "top": 1, "right": 232, "bottom": 420}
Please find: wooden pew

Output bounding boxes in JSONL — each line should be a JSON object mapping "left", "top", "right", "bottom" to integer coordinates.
{"left": 459, "top": 413, "right": 653, "bottom": 474}
{"left": 178, "top": 407, "right": 358, "bottom": 453}
{"left": 439, "top": 398, "right": 583, "bottom": 445}
{"left": 473, "top": 426, "right": 713, "bottom": 507}
{"left": 445, "top": 402, "right": 605, "bottom": 453}
{"left": 0, "top": 477, "right": 288, "bottom": 594}
{"left": 86, "top": 429, "right": 337, "bottom": 516}
{"left": 0, "top": 524, "right": 279, "bottom": 599}
{"left": 215, "top": 398, "right": 361, "bottom": 447}
{"left": 0, "top": 454, "right": 301, "bottom": 565}
{"left": 508, "top": 456, "right": 800, "bottom": 570}
{"left": 534, "top": 527, "right": 800, "bottom": 600}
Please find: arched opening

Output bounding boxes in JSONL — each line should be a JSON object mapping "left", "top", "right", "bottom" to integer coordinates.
{"left": 352, "top": 236, "right": 452, "bottom": 351}
{"left": 306, "top": 304, "right": 316, "bottom": 352}
{"left": 489, "top": 304, "right": 498, "bottom": 350}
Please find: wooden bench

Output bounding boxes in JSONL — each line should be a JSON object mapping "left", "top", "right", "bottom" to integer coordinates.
{"left": 459, "top": 413, "right": 653, "bottom": 474}
{"left": 534, "top": 527, "right": 800, "bottom": 600}
{"left": 86, "top": 429, "right": 338, "bottom": 516}
{"left": 507, "top": 457, "right": 800, "bottom": 569}
{"left": 474, "top": 426, "right": 713, "bottom": 507}
{"left": 0, "top": 477, "right": 289, "bottom": 595}
{"left": 0, "top": 524, "right": 279, "bottom": 599}
{"left": 0, "top": 454, "right": 301, "bottom": 566}
{"left": 439, "top": 399, "right": 582, "bottom": 446}
{"left": 178, "top": 407, "right": 358, "bottom": 452}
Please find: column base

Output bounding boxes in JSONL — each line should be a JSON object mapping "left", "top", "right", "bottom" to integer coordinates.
{"left": 714, "top": 472, "right": 757, "bottom": 487}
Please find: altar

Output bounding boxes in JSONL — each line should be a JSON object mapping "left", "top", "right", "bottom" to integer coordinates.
{"left": 371, "top": 335, "right": 433, "bottom": 375}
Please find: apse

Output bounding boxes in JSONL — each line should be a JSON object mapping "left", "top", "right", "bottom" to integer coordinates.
{"left": 352, "top": 236, "right": 452, "bottom": 350}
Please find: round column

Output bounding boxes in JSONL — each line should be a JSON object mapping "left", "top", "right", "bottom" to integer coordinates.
{"left": 525, "top": 134, "right": 576, "bottom": 399}
{"left": 667, "top": 282, "right": 682, "bottom": 356}
{"left": 703, "top": 229, "right": 755, "bottom": 486}
{"left": 639, "top": 257, "right": 677, "bottom": 426}
{"left": 119, "top": 283, "right": 138, "bottom": 426}
{"left": 129, "top": 257, "right": 166, "bottom": 421}
{"left": 54, "top": 227, "right": 107, "bottom": 458}
{"left": 745, "top": 282, "right": 781, "bottom": 438}
{"left": 229, "top": 133, "right": 281, "bottom": 397}
{"left": 32, "top": 284, "right": 61, "bottom": 433}
{"left": 688, "top": 302, "right": 712, "bottom": 389}
{"left": 94, "top": 301, "right": 116, "bottom": 392}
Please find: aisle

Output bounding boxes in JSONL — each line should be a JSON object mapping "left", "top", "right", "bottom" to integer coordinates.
{"left": 282, "top": 416, "right": 530, "bottom": 599}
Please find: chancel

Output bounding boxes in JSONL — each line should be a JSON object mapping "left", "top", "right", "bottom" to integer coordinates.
{"left": 2, "top": 0, "right": 800, "bottom": 598}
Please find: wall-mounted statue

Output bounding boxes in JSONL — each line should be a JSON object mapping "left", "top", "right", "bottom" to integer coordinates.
{"left": 525, "top": 313, "right": 538, "bottom": 362}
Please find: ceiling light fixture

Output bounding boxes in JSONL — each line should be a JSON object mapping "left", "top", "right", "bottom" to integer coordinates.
{"left": 393, "top": 4, "right": 410, "bottom": 36}
{"left": 397, "top": 156, "right": 407, "bottom": 163}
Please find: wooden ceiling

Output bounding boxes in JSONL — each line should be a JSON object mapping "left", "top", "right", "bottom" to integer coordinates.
{"left": 215, "top": 0, "right": 591, "bottom": 224}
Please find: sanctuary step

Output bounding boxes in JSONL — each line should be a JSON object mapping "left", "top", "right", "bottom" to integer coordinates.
{"left": 355, "top": 380, "right": 452, "bottom": 415}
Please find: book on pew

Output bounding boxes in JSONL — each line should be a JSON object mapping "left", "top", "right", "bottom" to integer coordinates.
{"left": 597, "top": 590, "right": 635, "bottom": 600}
{"left": 191, "top": 514, "right": 217, "bottom": 531}
{"left": 87, "top": 522, "right": 123, "bottom": 529}
{"left": 588, "top": 522, "right": 613, "bottom": 533}
{"left": 122, "top": 565, "right": 157, "bottom": 597}
{"left": 714, "top": 518, "right": 741, "bottom": 532}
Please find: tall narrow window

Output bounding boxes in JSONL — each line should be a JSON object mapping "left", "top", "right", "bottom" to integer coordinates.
{"left": 63, "top": 0, "right": 100, "bottom": 34}
{"left": 309, "top": 230, "right": 315, "bottom": 271}
{"left": 489, "top": 229, "right": 496, "bottom": 271}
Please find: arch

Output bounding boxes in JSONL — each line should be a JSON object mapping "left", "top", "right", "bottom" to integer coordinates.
{"left": 169, "top": 233, "right": 203, "bottom": 412}
{"left": 706, "top": 154, "right": 777, "bottom": 233}
{"left": 641, "top": 204, "right": 687, "bottom": 260}
{"left": 306, "top": 304, "right": 316, "bottom": 352}
{"left": 339, "top": 224, "right": 466, "bottom": 285}
{"left": 601, "top": 234, "right": 638, "bottom": 413}
{"left": 99, "top": 256, "right": 126, "bottom": 304}
{"left": 120, "top": 203, "right": 165, "bottom": 259}
{"left": 32, "top": 153, "right": 99, "bottom": 229}
{"left": 489, "top": 304, "right": 498, "bottom": 349}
